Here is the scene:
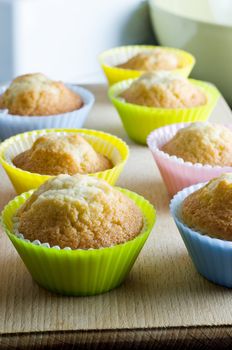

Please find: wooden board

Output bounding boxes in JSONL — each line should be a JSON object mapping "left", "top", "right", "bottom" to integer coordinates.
{"left": 0, "top": 85, "right": 231, "bottom": 348}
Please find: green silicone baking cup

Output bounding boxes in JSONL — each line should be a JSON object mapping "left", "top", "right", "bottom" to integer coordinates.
{"left": 1, "top": 188, "right": 156, "bottom": 296}
{"left": 109, "top": 78, "right": 220, "bottom": 144}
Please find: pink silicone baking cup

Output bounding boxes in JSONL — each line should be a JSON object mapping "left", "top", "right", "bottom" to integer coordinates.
{"left": 147, "top": 122, "right": 232, "bottom": 197}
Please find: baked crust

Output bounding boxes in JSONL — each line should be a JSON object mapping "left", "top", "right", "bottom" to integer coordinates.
{"left": 0, "top": 73, "right": 83, "bottom": 116}
{"left": 117, "top": 49, "right": 179, "bottom": 71}
{"left": 13, "top": 133, "right": 112, "bottom": 175}
{"left": 162, "top": 123, "right": 232, "bottom": 166}
{"left": 120, "top": 72, "right": 206, "bottom": 108}
{"left": 182, "top": 174, "right": 232, "bottom": 241}
{"left": 17, "top": 175, "right": 144, "bottom": 249}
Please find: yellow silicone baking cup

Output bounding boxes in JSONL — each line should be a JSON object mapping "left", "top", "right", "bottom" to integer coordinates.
{"left": 0, "top": 128, "right": 129, "bottom": 194}
{"left": 99, "top": 45, "right": 195, "bottom": 85}
{"left": 109, "top": 79, "right": 220, "bottom": 144}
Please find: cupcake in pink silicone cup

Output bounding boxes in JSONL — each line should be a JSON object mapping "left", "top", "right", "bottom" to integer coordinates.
{"left": 147, "top": 122, "right": 232, "bottom": 197}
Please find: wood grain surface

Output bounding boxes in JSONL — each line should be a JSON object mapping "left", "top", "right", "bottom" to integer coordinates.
{"left": 0, "top": 85, "right": 231, "bottom": 348}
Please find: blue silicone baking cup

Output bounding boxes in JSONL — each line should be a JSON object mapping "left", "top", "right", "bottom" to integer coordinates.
{"left": 170, "top": 182, "right": 232, "bottom": 288}
{"left": 0, "top": 84, "right": 95, "bottom": 140}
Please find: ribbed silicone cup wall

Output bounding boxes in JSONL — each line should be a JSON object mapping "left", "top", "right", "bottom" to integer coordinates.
{"left": 170, "top": 183, "right": 232, "bottom": 288}
{"left": 0, "top": 128, "right": 129, "bottom": 194}
{"left": 1, "top": 188, "right": 156, "bottom": 296}
{"left": 99, "top": 45, "right": 195, "bottom": 85}
{"left": 109, "top": 79, "right": 220, "bottom": 144}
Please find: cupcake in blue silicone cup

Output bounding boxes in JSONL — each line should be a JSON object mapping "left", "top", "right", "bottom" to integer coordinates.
{"left": 0, "top": 73, "right": 95, "bottom": 140}
{"left": 170, "top": 173, "right": 232, "bottom": 288}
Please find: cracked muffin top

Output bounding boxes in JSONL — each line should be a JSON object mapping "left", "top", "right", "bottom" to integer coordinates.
{"left": 182, "top": 173, "right": 232, "bottom": 241}
{"left": 120, "top": 72, "right": 207, "bottom": 108}
{"left": 117, "top": 49, "right": 179, "bottom": 71}
{"left": 13, "top": 133, "right": 112, "bottom": 175}
{"left": 162, "top": 123, "right": 232, "bottom": 166}
{"left": 0, "top": 73, "right": 83, "bottom": 116}
{"left": 16, "top": 174, "right": 144, "bottom": 249}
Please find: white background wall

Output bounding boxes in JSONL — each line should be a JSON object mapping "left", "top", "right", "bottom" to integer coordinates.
{"left": 0, "top": 0, "right": 154, "bottom": 83}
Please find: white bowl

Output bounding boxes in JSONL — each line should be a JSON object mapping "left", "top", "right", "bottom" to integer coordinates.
{"left": 149, "top": 0, "right": 232, "bottom": 105}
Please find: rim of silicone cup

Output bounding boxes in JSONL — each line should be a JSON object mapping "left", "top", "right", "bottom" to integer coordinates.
{"left": 1, "top": 187, "right": 156, "bottom": 253}
{"left": 0, "top": 128, "right": 129, "bottom": 179}
{"left": 98, "top": 45, "right": 196, "bottom": 73}
{"left": 0, "top": 84, "right": 95, "bottom": 120}
{"left": 147, "top": 122, "right": 232, "bottom": 172}
{"left": 108, "top": 78, "right": 220, "bottom": 114}
{"left": 170, "top": 182, "right": 232, "bottom": 250}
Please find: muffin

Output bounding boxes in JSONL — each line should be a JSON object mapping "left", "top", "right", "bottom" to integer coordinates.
{"left": 117, "top": 49, "right": 179, "bottom": 71}
{"left": 120, "top": 72, "right": 206, "bottom": 109}
{"left": 0, "top": 73, "right": 83, "bottom": 116}
{"left": 2, "top": 176, "right": 155, "bottom": 296}
{"left": 170, "top": 179, "right": 232, "bottom": 288}
{"left": 162, "top": 123, "right": 232, "bottom": 166}
{"left": 15, "top": 174, "right": 144, "bottom": 249}
{"left": 182, "top": 173, "right": 232, "bottom": 241}
{"left": 13, "top": 133, "right": 112, "bottom": 175}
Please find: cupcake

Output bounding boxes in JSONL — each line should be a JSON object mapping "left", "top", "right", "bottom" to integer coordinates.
{"left": 16, "top": 175, "right": 143, "bottom": 249}
{"left": 99, "top": 45, "right": 195, "bottom": 85}
{"left": 182, "top": 173, "right": 232, "bottom": 241}
{"left": 147, "top": 122, "right": 232, "bottom": 197}
{"left": 170, "top": 174, "right": 232, "bottom": 287}
{"left": 109, "top": 72, "right": 219, "bottom": 144}
{"left": 2, "top": 175, "right": 156, "bottom": 295}
{"left": 117, "top": 48, "right": 179, "bottom": 71}
{"left": 0, "top": 73, "right": 94, "bottom": 140}
{"left": 120, "top": 72, "right": 206, "bottom": 108}
{"left": 13, "top": 133, "right": 112, "bottom": 176}
{"left": 162, "top": 123, "right": 232, "bottom": 166}
{"left": 0, "top": 73, "right": 83, "bottom": 116}
{"left": 0, "top": 128, "right": 129, "bottom": 194}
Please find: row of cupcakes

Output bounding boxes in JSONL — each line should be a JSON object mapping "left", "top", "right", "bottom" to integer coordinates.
{"left": 2, "top": 121, "right": 232, "bottom": 293}
{"left": 99, "top": 45, "right": 220, "bottom": 145}
{"left": 148, "top": 121, "right": 232, "bottom": 288}
{"left": 99, "top": 45, "right": 232, "bottom": 289}
{"left": 2, "top": 121, "right": 231, "bottom": 201}
{"left": 0, "top": 46, "right": 188, "bottom": 296}
{"left": 0, "top": 45, "right": 230, "bottom": 295}
{"left": 0, "top": 45, "right": 220, "bottom": 143}
{"left": 0, "top": 128, "right": 156, "bottom": 296}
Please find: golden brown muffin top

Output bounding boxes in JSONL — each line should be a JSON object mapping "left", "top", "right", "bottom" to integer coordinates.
{"left": 13, "top": 133, "right": 112, "bottom": 175}
{"left": 120, "top": 72, "right": 206, "bottom": 108}
{"left": 16, "top": 175, "right": 144, "bottom": 249}
{"left": 162, "top": 123, "right": 232, "bottom": 166}
{"left": 182, "top": 173, "right": 232, "bottom": 241}
{"left": 0, "top": 73, "right": 83, "bottom": 116}
{"left": 117, "top": 49, "right": 179, "bottom": 71}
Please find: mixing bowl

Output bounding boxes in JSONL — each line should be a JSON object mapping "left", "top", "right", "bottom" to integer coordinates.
{"left": 149, "top": 0, "right": 232, "bottom": 105}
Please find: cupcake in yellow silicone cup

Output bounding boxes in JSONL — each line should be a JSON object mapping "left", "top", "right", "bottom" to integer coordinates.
{"left": 0, "top": 128, "right": 129, "bottom": 194}
{"left": 1, "top": 174, "right": 156, "bottom": 296}
{"left": 99, "top": 45, "right": 195, "bottom": 85}
{"left": 109, "top": 71, "right": 220, "bottom": 144}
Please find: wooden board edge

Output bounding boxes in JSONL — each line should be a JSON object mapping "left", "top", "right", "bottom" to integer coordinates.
{"left": 1, "top": 325, "right": 232, "bottom": 349}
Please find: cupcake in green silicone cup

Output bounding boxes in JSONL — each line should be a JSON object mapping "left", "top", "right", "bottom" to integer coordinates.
{"left": 109, "top": 71, "right": 220, "bottom": 144}
{"left": 1, "top": 174, "right": 156, "bottom": 296}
